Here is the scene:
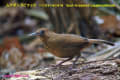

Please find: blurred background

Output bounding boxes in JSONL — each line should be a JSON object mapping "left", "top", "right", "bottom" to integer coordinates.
{"left": 0, "top": 0, "right": 120, "bottom": 77}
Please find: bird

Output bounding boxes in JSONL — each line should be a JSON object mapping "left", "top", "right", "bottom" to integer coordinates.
{"left": 28, "top": 28, "right": 114, "bottom": 66}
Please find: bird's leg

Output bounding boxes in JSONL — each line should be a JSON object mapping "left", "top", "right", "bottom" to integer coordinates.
{"left": 73, "top": 55, "right": 86, "bottom": 66}
{"left": 56, "top": 57, "right": 73, "bottom": 66}
{"left": 73, "top": 54, "right": 80, "bottom": 66}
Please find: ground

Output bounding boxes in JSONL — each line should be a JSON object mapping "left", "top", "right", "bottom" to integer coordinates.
{"left": 3, "top": 58, "right": 120, "bottom": 80}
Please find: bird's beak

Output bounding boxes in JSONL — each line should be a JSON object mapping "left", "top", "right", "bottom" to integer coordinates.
{"left": 27, "top": 32, "right": 39, "bottom": 37}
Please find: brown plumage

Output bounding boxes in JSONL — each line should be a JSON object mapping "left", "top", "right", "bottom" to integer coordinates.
{"left": 28, "top": 28, "right": 114, "bottom": 66}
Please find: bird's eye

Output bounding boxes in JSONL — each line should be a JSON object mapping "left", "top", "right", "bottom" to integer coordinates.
{"left": 39, "top": 30, "right": 45, "bottom": 36}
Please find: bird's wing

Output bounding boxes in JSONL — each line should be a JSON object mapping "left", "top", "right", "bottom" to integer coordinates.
{"left": 51, "top": 34, "right": 89, "bottom": 48}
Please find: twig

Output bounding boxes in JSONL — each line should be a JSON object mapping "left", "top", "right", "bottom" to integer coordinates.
{"left": 79, "top": 58, "right": 119, "bottom": 65}
{"left": 87, "top": 43, "right": 120, "bottom": 61}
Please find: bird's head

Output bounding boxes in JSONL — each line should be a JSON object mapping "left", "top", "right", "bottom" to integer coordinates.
{"left": 28, "top": 28, "right": 49, "bottom": 38}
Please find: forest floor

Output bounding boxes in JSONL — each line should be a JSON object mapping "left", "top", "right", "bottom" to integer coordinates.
{"left": 3, "top": 58, "right": 120, "bottom": 80}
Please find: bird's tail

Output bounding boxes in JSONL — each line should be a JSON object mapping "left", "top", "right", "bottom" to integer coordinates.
{"left": 88, "top": 39, "right": 114, "bottom": 46}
